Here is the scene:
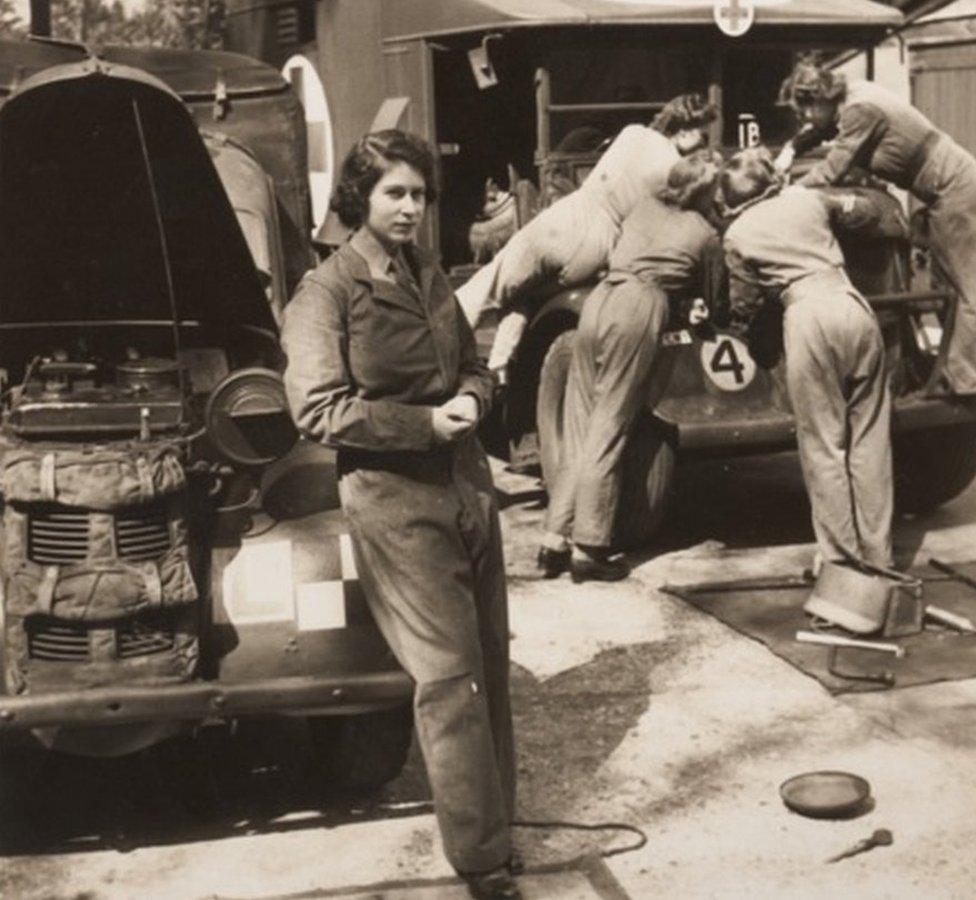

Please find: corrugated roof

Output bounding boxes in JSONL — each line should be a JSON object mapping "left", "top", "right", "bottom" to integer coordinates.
{"left": 381, "top": 0, "right": 903, "bottom": 42}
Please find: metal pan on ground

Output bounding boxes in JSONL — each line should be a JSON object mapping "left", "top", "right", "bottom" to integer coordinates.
{"left": 779, "top": 771, "right": 872, "bottom": 819}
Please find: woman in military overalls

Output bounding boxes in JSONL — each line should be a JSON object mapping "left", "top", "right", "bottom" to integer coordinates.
{"left": 783, "top": 59, "right": 976, "bottom": 395}
{"left": 538, "top": 152, "right": 724, "bottom": 581}
{"left": 720, "top": 147, "right": 893, "bottom": 571}
{"left": 281, "top": 130, "right": 519, "bottom": 900}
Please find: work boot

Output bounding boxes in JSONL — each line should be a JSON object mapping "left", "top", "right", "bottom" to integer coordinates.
{"left": 536, "top": 546, "right": 571, "bottom": 578}
{"left": 570, "top": 548, "right": 629, "bottom": 583}
{"left": 463, "top": 865, "right": 523, "bottom": 899}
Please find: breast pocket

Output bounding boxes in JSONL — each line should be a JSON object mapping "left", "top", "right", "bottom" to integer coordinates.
{"left": 348, "top": 298, "right": 435, "bottom": 395}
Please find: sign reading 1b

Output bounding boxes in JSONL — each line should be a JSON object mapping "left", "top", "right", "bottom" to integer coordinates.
{"left": 713, "top": 0, "right": 755, "bottom": 37}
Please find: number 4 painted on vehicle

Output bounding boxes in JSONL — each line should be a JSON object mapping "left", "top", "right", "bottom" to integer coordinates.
{"left": 700, "top": 335, "right": 757, "bottom": 392}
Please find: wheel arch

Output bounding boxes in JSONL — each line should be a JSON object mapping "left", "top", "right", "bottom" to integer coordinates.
{"left": 502, "top": 287, "right": 586, "bottom": 448}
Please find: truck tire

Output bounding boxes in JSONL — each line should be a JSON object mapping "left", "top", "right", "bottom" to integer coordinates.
{"left": 308, "top": 704, "right": 413, "bottom": 793}
{"left": 613, "top": 416, "right": 677, "bottom": 550}
{"left": 894, "top": 421, "right": 976, "bottom": 513}
{"left": 537, "top": 330, "right": 676, "bottom": 550}
{"left": 537, "top": 330, "right": 576, "bottom": 487}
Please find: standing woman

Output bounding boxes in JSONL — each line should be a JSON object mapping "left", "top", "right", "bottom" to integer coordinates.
{"left": 539, "top": 152, "right": 724, "bottom": 580}
{"left": 721, "top": 147, "right": 893, "bottom": 575}
{"left": 783, "top": 60, "right": 976, "bottom": 395}
{"left": 281, "top": 130, "right": 520, "bottom": 900}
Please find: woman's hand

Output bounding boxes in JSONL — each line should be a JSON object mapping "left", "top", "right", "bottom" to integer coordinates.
{"left": 431, "top": 394, "right": 479, "bottom": 443}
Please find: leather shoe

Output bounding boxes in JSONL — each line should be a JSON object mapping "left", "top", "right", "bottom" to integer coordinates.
{"left": 570, "top": 553, "right": 630, "bottom": 583}
{"left": 463, "top": 866, "right": 523, "bottom": 899}
{"left": 537, "top": 546, "right": 570, "bottom": 578}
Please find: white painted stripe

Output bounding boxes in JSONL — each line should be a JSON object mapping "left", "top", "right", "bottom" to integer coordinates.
{"left": 340, "top": 533, "right": 358, "bottom": 580}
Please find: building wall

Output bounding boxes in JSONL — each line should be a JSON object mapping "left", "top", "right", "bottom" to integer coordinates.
{"left": 912, "top": 41, "right": 976, "bottom": 152}
{"left": 838, "top": 37, "right": 912, "bottom": 99}
{"left": 837, "top": 6, "right": 976, "bottom": 172}
{"left": 313, "top": 0, "right": 387, "bottom": 176}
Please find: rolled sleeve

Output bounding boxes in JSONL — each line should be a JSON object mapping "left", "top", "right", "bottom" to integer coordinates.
{"left": 799, "top": 103, "right": 885, "bottom": 189}
{"left": 281, "top": 277, "right": 435, "bottom": 451}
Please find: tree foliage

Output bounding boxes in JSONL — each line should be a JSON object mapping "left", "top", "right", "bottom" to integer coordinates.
{"left": 0, "top": 0, "right": 25, "bottom": 36}
{"left": 2, "top": 0, "right": 224, "bottom": 48}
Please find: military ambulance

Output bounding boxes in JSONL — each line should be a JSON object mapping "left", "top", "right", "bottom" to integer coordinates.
{"left": 226, "top": 0, "right": 976, "bottom": 548}
{"left": 0, "top": 40, "right": 414, "bottom": 790}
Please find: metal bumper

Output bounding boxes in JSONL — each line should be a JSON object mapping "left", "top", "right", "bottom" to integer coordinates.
{"left": 0, "top": 671, "right": 415, "bottom": 731}
{"left": 677, "top": 396, "right": 976, "bottom": 455}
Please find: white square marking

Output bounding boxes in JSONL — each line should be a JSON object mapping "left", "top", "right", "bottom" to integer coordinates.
{"left": 219, "top": 540, "right": 293, "bottom": 624}
{"left": 295, "top": 580, "right": 347, "bottom": 631}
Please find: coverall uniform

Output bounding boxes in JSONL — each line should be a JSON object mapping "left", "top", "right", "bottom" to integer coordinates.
{"left": 724, "top": 185, "right": 893, "bottom": 567}
{"left": 456, "top": 125, "right": 679, "bottom": 326}
{"left": 545, "top": 196, "right": 721, "bottom": 547}
{"left": 799, "top": 78, "right": 976, "bottom": 393}
{"left": 281, "top": 227, "right": 514, "bottom": 875}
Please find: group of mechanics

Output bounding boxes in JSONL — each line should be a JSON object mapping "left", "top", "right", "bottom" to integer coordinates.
{"left": 280, "top": 57, "right": 976, "bottom": 900}
{"left": 457, "top": 57, "right": 976, "bottom": 587}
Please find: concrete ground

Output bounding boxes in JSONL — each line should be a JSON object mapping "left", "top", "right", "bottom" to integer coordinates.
{"left": 3, "top": 451, "right": 976, "bottom": 899}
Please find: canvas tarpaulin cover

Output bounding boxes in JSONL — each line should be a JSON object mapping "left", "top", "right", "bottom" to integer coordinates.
{"left": 0, "top": 437, "right": 199, "bottom": 694}
{"left": 666, "top": 562, "right": 976, "bottom": 694}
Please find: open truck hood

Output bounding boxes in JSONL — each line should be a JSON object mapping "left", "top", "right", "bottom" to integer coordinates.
{"left": 0, "top": 57, "right": 276, "bottom": 335}
{"left": 0, "top": 40, "right": 285, "bottom": 99}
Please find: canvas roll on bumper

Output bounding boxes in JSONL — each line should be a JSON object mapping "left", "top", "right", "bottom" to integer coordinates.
{"left": 0, "top": 671, "right": 415, "bottom": 731}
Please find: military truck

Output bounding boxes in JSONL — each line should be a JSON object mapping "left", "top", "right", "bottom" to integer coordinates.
{"left": 0, "top": 40, "right": 414, "bottom": 790}
{"left": 506, "top": 7, "right": 976, "bottom": 548}
{"left": 229, "top": 0, "right": 976, "bottom": 549}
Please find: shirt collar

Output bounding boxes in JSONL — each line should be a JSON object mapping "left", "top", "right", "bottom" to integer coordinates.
{"left": 349, "top": 227, "right": 401, "bottom": 282}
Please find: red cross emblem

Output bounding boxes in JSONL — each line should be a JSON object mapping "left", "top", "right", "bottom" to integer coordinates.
{"left": 713, "top": 0, "right": 755, "bottom": 37}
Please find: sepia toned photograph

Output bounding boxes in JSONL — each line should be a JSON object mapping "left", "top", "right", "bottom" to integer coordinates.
{"left": 1, "top": 1, "right": 975, "bottom": 898}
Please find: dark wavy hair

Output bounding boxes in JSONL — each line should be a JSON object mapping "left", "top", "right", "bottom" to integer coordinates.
{"left": 650, "top": 93, "right": 717, "bottom": 136}
{"left": 718, "top": 146, "right": 784, "bottom": 218}
{"left": 330, "top": 129, "right": 439, "bottom": 229}
{"left": 659, "top": 149, "right": 722, "bottom": 209}
{"left": 778, "top": 59, "right": 848, "bottom": 112}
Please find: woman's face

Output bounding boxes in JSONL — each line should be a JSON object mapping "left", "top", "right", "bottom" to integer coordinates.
{"left": 797, "top": 97, "right": 837, "bottom": 132}
{"left": 366, "top": 160, "right": 427, "bottom": 250}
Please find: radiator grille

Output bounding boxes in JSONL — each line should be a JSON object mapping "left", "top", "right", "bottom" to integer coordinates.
{"left": 27, "top": 505, "right": 171, "bottom": 564}
{"left": 117, "top": 614, "right": 177, "bottom": 658}
{"left": 26, "top": 618, "right": 90, "bottom": 661}
{"left": 26, "top": 614, "right": 178, "bottom": 662}
{"left": 115, "top": 506, "right": 171, "bottom": 561}
{"left": 27, "top": 508, "right": 89, "bottom": 564}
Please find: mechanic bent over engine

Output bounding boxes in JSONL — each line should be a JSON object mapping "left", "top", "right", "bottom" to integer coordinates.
{"left": 539, "top": 152, "right": 725, "bottom": 582}
{"left": 456, "top": 93, "right": 717, "bottom": 378}
{"left": 783, "top": 59, "right": 976, "bottom": 396}
{"left": 281, "top": 131, "right": 520, "bottom": 900}
{"left": 721, "top": 148, "right": 893, "bottom": 569}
